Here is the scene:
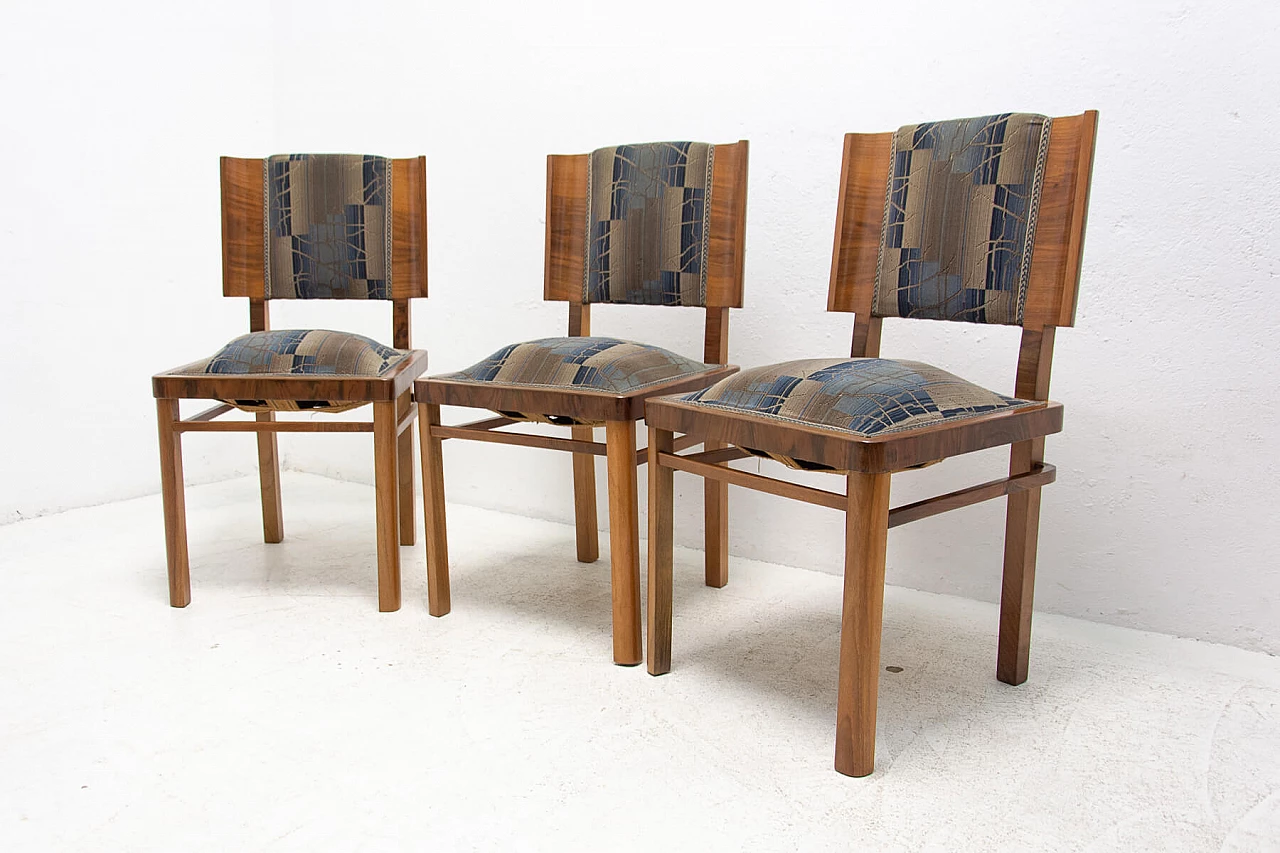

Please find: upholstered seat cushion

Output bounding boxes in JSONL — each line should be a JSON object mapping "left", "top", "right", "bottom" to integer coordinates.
{"left": 680, "top": 358, "right": 1037, "bottom": 470}
{"left": 436, "top": 336, "right": 716, "bottom": 425}
{"left": 174, "top": 329, "right": 410, "bottom": 412}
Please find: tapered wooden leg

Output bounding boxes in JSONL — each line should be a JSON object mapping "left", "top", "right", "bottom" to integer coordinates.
{"left": 703, "top": 440, "right": 729, "bottom": 588}
{"left": 605, "top": 420, "right": 642, "bottom": 666}
{"left": 571, "top": 425, "right": 599, "bottom": 563}
{"left": 834, "top": 471, "right": 891, "bottom": 778}
{"left": 397, "top": 392, "right": 415, "bottom": 546}
{"left": 255, "top": 411, "right": 284, "bottom": 544}
{"left": 646, "top": 427, "right": 675, "bottom": 675}
{"left": 372, "top": 400, "right": 401, "bottom": 612}
{"left": 156, "top": 398, "right": 191, "bottom": 607}
{"left": 418, "top": 403, "right": 451, "bottom": 616}
{"left": 998, "top": 438, "right": 1045, "bottom": 685}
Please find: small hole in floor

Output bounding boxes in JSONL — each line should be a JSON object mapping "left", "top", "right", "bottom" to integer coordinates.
{"left": 885, "top": 666, "right": 904, "bottom": 673}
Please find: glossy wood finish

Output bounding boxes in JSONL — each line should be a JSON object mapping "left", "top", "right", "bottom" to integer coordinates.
{"left": 419, "top": 403, "right": 451, "bottom": 617}
{"left": 420, "top": 138, "right": 749, "bottom": 665}
{"left": 646, "top": 427, "right": 675, "bottom": 674}
{"left": 157, "top": 153, "right": 429, "bottom": 611}
{"left": 998, "top": 326, "right": 1057, "bottom": 684}
{"left": 417, "top": 364, "right": 736, "bottom": 424}
{"left": 645, "top": 112, "right": 1097, "bottom": 777}
{"left": 372, "top": 400, "right": 402, "bottom": 612}
{"left": 703, "top": 306, "right": 731, "bottom": 587}
{"left": 834, "top": 472, "right": 891, "bottom": 777}
{"left": 255, "top": 412, "right": 284, "bottom": 543}
{"left": 221, "top": 156, "right": 429, "bottom": 300}
{"left": 156, "top": 398, "right": 190, "bottom": 607}
{"left": 153, "top": 352, "right": 428, "bottom": 404}
{"left": 646, "top": 396, "right": 1063, "bottom": 474}
{"left": 543, "top": 142, "right": 749, "bottom": 308}
{"left": 605, "top": 420, "right": 642, "bottom": 666}
{"left": 397, "top": 391, "right": 415, "bottom": 547}
{"left": 568, "top": 302, "right": 599, "bottom": 562}
{"left": 827, "top": 112, "right": 1099, "bottom": 332}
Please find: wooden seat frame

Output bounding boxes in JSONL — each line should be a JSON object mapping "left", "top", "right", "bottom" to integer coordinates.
{"left": 151, "top": 156, "right": 430, "bottom": 612}
{"left": 645, "top": 113, "right": 1098, "bottom": 775}
{"left": 415, "top": 141, "right": 749, "bottom": 665}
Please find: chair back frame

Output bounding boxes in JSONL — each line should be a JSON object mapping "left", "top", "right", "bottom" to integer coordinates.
{"left": 543, "top": 141, "right": 750, "bottom": 365}
{"left": 827, "top": 112, "right": 1098, "bottom": 400}
{"left": 219, "top": 155, "right": 429, "bottom": 349}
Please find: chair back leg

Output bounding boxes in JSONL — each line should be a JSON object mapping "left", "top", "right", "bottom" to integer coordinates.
{"left": 419, "top": 402, "right": 452, "bottom": 616}
{"left": 703, "top": 440, "right": 730, "bottom": 588}
{"left": 998, "top": 437, "right": 1045, "bottom": 685}
{"left": 396, "top": 392, "right": 416, "bottom": 546}
{"left": 571, "top": 425, "right": 600, "bottom": 562}
{"left": 646, "top": 427, "right": 677, "bottom": 675}
{"left": 255, "top": 411, "right": 284, "bottom": 543}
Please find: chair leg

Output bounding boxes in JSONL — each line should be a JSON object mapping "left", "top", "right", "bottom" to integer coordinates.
{"left": 998, "top": 439, "right": 1044, "bottom": 685}
{"left": 834, "top": 471, "right": 891, "bottom": 778}
{"left": 570, "top": 425, "right": 599, "bottom": 563}
{"left": 704, "top": 440, "right": 729, "bottom": 588}
{"left": 605, "top": 420, "right": 642, "bottom": 666}
{"left": 646, "top": 427, "right": 675, "bottom": 675}
{"left": 418, "top": 403, "right": 451, "bottom": 617}
{"left": 156, "top": 398, "right": 191, "bottom": 607}
{"left": 255, "top": 411, "right": 284, "bottom": 544}
{"left": 397, "top": 392, "right": 416, "bottom": 547}
{"left": 372, "top": 400, "right": 401, "bottom": 612}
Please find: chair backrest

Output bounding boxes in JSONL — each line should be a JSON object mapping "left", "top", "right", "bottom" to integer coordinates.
{"left": 219, "top": 154, "right": 428, "bottom": 345}
{"left": 543, "top": 140, "right": 749, "bottom": 363}
{"left": 828, "top": 112, "right": 1097, "bottom": 396}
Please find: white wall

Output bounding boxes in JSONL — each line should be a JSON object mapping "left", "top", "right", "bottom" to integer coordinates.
{"left": 4, "top": 1, "right": 1278, "bottom": 655}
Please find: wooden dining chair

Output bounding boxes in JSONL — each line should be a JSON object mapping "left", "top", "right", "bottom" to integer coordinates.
{"left": 644, "top": 112, "right": 1098, "bottom": 775}
{"left": 415, "top": 140, "right": 749, "bottom": 665}
{"left": 152, "top": 154, "right": 430, "bottom": 612}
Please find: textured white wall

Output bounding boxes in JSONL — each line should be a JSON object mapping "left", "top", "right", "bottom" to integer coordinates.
{"left": 4, "top": 1, "right": 1278, "bottom": 654}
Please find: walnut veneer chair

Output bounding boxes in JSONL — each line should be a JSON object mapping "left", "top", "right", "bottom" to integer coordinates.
{"left": 644, "top": 112, "right": 1098, "bottom": 775}
{"left": 152, "top": 154, "right": 429, "bottom": 612}
{"left": 415, "top": 140, "right": 749, "bottom": 665}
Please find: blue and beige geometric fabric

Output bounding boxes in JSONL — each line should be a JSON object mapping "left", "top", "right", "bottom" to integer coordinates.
{"left": 174, "top": 329, "right": 409, "bottom": 412}
{"left": 874, "top": 114, "right": 1052, "bottom": 326}
{"left": 439, "top": 336, "right": 716, "bottom": 425}
{"left": 584, "top": 142, "right": 714, "bottom": 307}
{"left": 681, "top": 358, "right": 1036, "bottom": 470}
{"left": 265, "top": 154, "right": 392, "bottom": 300}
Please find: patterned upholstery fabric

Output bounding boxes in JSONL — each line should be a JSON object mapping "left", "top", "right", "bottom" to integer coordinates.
{"left": 584, "top": 141, "right": 714, "bottom": 307}
{"left": 681, "top": 358, "right": 1036, "bottom": 470}
{"left": 265, "top": 154, "right": 392, "bottom": 300}
{"left": 439, "top": 336, "right": 715, "bottom": 425}
{"left": 175, "top": 329, "right": 409, "bottom": 413}
{"left": 874, "top": 114, "right": 1052, "bottom": 326}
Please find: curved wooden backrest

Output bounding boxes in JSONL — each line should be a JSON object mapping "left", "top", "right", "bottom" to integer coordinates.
{"left": 220, "top": 156, "right": 429, "bottom": 300}
{"left": 544, "top": 140, "right": 749, "bottom": 309}
{"left": 828, "top": 112, "right": 1097, "bottom": 331}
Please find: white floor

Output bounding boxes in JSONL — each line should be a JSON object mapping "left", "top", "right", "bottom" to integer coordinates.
{"left": 2, "top": 473, "right": 1279, "bottom": 852}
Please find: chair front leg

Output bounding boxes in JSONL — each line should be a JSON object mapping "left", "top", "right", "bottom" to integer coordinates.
{"left": 156, "top": 398, "right": 191, "bottom": 607}
{"left": 997, "top": 438, "right": 1045, "bottom": 685}
{"left": 834, "top": 471, "right": 891, "bottom": 778}
{"left": 418, "top": 402, "right": 451, "bottom": 616}
{"left": 570, "top": 425, "right": 600, "bottom": 562}
{"left": 646, "top": 427, "right": 676, "bottom": 675}
{"left": 703, "top": 440, "right": 729, "bottom": 588}
{"left": 397, "top": 391, "right": 416, "bottom": 547}
{"left": 255, "top": 411, "right": 284, "bottom": 543}
{"left": 604, "top": 419, "right": 642, "bottom": 666}
{"left": 372, "top": 400, "right": 402, "bottom": 612}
